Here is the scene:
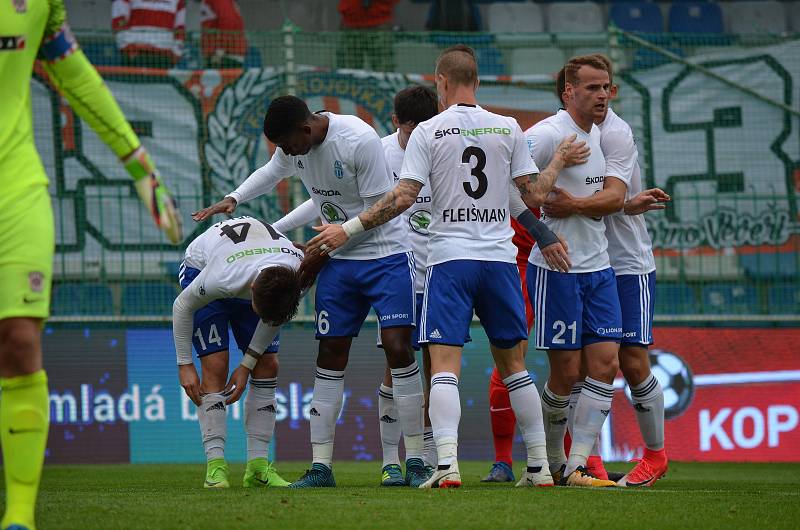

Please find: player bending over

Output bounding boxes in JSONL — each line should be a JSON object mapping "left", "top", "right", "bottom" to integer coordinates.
{"left": 194, "top": 96, "right": 427, "bottom": 488}
{"left": 173, "top": 216, "right": 302, "bottom": 488}
{"left": 271, "top": 86, "right": 442, "bottom": 485}
{"left": 0, "top": 2, "right": 180, "bottom": 528}
{"left": 544, "top": 55, "right": 670, "bottom": 487}
{"left": 308, "top": 45, "right": 579, "bottom": 489}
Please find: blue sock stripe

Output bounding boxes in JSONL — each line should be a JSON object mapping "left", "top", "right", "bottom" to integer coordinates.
{"left": 582, "top": 379, "right": 614, "bottom": 399}
{"left": 631, "top": 376, "right": 658, "bottom": 398}
{"left": 507, "top": 379, "right": 534, "bottom": 393}
{"left": 392, "top": 366, "right": 420, "bottom": 379}
{"left": 542, "top": 391, "right": 569, "bottom": 409}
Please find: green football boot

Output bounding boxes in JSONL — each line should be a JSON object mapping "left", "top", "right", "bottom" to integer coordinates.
{"left": 243, "top": 458, "right": 290, "bottom": 488}
{"left": 204, "top": 458, "right": 230, "bottom": 488}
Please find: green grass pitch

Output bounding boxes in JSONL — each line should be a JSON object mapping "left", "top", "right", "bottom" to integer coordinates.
{"left": 6, "top": 461, "right": 800, "bottom": 529}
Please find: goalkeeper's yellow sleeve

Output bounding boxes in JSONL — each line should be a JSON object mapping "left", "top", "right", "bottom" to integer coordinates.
{"left": 40, "top": 49, "right": 141, "bottom": 160}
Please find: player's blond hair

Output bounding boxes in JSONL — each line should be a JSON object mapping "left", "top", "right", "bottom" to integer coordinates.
{"left": 556, "top": 53, "right": 613, "bottom": 105}
{"left": 564, "top": 54, "right": 611, "bottom": 87}
{"left": 435, "top": 45, "right": 478, "bottom": 87}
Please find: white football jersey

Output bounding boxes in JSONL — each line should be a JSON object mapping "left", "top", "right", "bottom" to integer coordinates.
{"left": 229, "top": 112, "right": 409, "bottom": 260}
{"left": 182, "top": 216, "right": 303, "bottom": 301}
{"left": 400, "top": 104, "right": 538, "bottom": 266}
{"left": 383, "top": 132, "right": 430, "bottom": 293}
{"left": 173, "top": 216, "right": 302, "bottom": 364}
{"left": 599, "top": 108, "right": 655, "bottom": 275}
{"left": 526, "top": 110, "right": 610, "bottom": 273}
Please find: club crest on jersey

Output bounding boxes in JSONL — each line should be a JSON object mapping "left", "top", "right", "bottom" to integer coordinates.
{"left": 320, "top": 202, "right": 348, "bottom": 224}
{"left": 333, "top": 160, "right": 344, "bottom": 179}
{"left": 28, "top": 271, "right": 44, "bottom": 292}
{"left": 12, "top": 0, "right": 26, "bottom": 13}
{"left": 409, "top": 210, "right": 431, "bottom": 236}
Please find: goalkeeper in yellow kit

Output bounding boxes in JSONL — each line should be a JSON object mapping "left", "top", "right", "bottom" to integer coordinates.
{"left": 0, "top": 1, "right": 182, "bottom": 528}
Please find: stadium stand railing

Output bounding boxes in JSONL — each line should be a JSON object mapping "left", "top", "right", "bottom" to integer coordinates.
{"left": 41, "top": 23, "right": 800, "bottom": 322}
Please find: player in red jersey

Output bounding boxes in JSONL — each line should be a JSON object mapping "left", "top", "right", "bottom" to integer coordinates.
{"left": 481, "top": 212, "right": 538, "bottom": 482}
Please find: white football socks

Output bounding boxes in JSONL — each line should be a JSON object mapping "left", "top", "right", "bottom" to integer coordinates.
{"left": 429, "top": 372, "right": 460, "bottom": 466}
{"left": 630, "top": 372, "right": 665, "bottom": 451}
{"left": 503, "top": 371, "right": 548, "bottom": 469}
{"left": 423, "top": 426, "right": 437, "bottom": 467}
{"left": 310, "top": 367, "right": 345, "bottom": 469}
{"left": 567, "top": 381, "right": 583, "bottom": 438}
{"left": 391, "top": 361, "right": 425, "bottom": 460}
{"left": 566, "top": 377, "right": 614, "bottom": 476}
{"left": 378, "top": 384, "right": 401, "bottom": 467}
{"left": 198, "top": 392, "right": 226, "bottom": 461}
{"left": 541, "top": 382, "right": 569, "bottom": 473}
{"left": 245, "top": 378, "right": 277, "bottom": 462}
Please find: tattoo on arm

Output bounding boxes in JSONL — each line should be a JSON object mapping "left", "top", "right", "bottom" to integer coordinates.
{"left": 359, "top": 179, "right": 423, "bottom": 230}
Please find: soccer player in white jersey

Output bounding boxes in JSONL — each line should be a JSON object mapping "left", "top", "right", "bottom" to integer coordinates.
{"left": 525, "top": 55, "right": 627, "bottom": 487}
{"left": 546, "top": 56, "right": 671, "bottom": 487}
{"left": 193, "top": 96, "right": 426, "bottom": 488}
{"left": 308, "top": 45, "right": 581, "bottom": 489}
{"left": 270, "top": 86, "right": 442, "bottom": 485}
{"left": 173, "top": 216, "right": 302, "bottom": 489}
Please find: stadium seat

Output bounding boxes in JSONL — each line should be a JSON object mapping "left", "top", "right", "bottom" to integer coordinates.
{"left": 487, "top": 2, "right": 545, "bottom": 33}
{"left": 633, "top": 46, "right": 684, "bottom": 69}
{"left": 655, "top": 282, "right": 697, "bottom": 315}
{"left": 722, "top": 1, "right": 787, "bottom": 35}
{"left": 394, "top": 0, "right": 434, "bottom": 31}
{"left": 507, "top": 47, "right": 566, "bottom": 76}
{"left": 609, "top": 2, "right": 664, "bottom": 33}
{"left": 790, "top": 2, "right": 800, "bottom": 32}
{"left": 740, "top": 252, "right": 800, "bottom": 280}
{"left": 766, "top": 282, "right": 800, "bottom": 315}
{"left": 701, "top": 283, "right": 759, "bottom": 314}
{"left": 52, "top": 283, "right": 114, "bottom": 316}
{"left": 668, "top": 2, "right": 724, "bottom": 34}
{"left": 244, "top": 47, "right": 262, "bottom": 68}
{"left": 547, "top": 2, "right": 605, "bottom": 33}
{"left": 392, "top": 41, "right": 441, "bottom": 74}
{"left": 122, "top": 282, "right": 178, "bottom": 316}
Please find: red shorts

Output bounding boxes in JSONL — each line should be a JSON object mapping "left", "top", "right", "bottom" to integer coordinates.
{"left": 517, "top": 254, "right": 534, "bottom": 333}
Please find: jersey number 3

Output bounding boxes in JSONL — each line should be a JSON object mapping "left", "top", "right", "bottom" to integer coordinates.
{"left": 462, "top": 147, "right": 488, "bottom": 200}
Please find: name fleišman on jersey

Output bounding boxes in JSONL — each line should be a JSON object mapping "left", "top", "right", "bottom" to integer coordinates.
{"left": 182, "top": 216, "right": 302, "bottom": 301}
{"left": 526, "top": 110, "right": 610, "bottom": 273}
{"left": 400, "top": 104, "right": 538, "bottom": 266}
{"left": 599, "top": 108, "right": 655, "bottom": 275}
{"left": 383, "top": 131, "right": 430, "bottom": 293}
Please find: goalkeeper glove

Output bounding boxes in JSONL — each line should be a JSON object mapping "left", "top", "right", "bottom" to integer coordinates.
{"left": 123, "top": 146, "right": 183, "bottom": 244}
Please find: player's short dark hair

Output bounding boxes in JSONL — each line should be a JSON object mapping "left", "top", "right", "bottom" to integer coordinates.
{"left": 262, "top": 95, "right": 312, "bottom": 142}
{"left": 564, "top": 54, "right": 610, "bottom": 87}
{"left": 555, "top": 66, "right": 566, "bottom": 106}
{"left": 394, "top": 85, "right": 438, "bottom": 125}
{"left": 251, "top": 266, "right": 301, "bottom": 326}
{"left": 435, "top": 44, "right": 478, "bottom": 87}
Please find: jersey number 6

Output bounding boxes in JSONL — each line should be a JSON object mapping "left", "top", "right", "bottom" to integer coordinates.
{"left": 462, "top": 146, "right": 488, "bottom": 200}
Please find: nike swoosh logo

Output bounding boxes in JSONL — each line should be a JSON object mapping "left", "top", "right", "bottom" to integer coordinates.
{"left": 625, "top": 477, "right": 655, "bottom": 487}
{"left": 23, "top": 297, "right": 43, "bottom": 304}
{"left": 489, "top": 406, "right": 512, "bottom": 412}
{"left": 8, "top": 428, "right": 42, "bottom": 435}
{"left": 254, "top": 477, "right": 269, "bottom": 485}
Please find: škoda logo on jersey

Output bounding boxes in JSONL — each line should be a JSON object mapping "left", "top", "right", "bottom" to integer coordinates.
{"left": 320, "top": 202, "right": 348, "bottom": 224}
